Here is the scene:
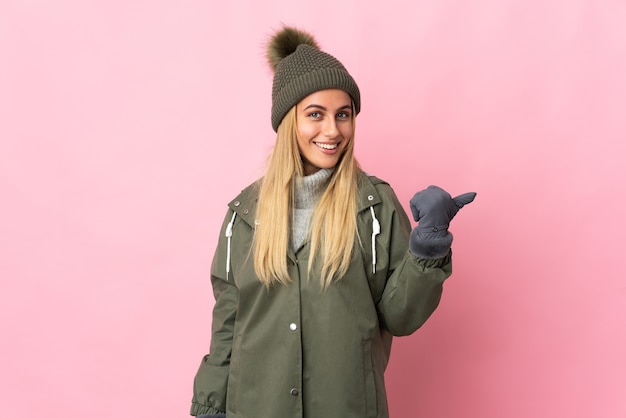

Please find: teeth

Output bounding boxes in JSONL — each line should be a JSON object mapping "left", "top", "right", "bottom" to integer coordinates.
{"left": 315, "top": 143, "right": 337, "bottom": 150}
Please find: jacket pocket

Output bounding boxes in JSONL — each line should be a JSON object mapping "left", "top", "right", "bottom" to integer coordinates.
{"left": 362, "top": 338, "right": 378, "bottom": 418}
{"left": 226, "top": 332, "right": 243, "bottom": 414}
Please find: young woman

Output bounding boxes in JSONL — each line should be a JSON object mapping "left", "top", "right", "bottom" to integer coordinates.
{"left": 191, "top": 26, "right": 475, "bottom": 418}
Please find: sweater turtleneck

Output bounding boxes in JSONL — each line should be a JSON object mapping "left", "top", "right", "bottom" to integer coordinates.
{"left": 291, "top": 168, "right": 333, "bottom": 251}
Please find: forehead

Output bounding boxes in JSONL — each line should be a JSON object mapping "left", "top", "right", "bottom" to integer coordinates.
{"left": 298, "top": 89, "right": 352, "bottom": 108}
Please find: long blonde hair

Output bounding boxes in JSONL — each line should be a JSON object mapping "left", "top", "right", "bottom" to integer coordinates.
{"left": 253, "top": 106, "right": 362, "bottom": 289}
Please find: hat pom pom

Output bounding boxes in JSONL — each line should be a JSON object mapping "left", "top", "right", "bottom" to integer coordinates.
{"left": 266, "top": 26, "right": 319, "bottom": 72}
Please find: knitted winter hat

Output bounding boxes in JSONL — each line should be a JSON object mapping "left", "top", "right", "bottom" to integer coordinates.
{"left": 267, "top": 26, "right": 361, "bottom": 132}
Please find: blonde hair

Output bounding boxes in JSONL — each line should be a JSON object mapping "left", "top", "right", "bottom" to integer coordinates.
{"left": 253, "top": 106, "right": 362, "bottom": 289}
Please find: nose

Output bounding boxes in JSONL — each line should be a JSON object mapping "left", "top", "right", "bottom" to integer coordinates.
{"left": 324, "top": 118, "right": 338, "bottom": 137}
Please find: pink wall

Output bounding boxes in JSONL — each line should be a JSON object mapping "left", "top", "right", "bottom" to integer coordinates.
{"left": 1, "top": 1, "right": 624, "bottom": 417}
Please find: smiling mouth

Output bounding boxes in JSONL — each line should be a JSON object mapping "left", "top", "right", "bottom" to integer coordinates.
{"left": 314, "top": 142, "right": 338, "bottom": 150}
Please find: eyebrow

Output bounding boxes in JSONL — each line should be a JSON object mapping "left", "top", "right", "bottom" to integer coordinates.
{"left": 303, "top": 104, "right": 352, "bottom": 111}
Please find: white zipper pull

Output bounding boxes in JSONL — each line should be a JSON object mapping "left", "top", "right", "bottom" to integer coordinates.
{"left": 370, "top": 206, "right": 380, "bottom": 274}
{"left": 225, "top": 212, "right": 237, "bottom": 280}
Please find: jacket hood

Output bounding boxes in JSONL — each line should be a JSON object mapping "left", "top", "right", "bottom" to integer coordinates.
{"left": 226, "top": 173, "right": 387, "bottom": 229}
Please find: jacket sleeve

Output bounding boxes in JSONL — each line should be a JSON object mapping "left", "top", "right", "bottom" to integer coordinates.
{"left": 190, "top": 210, "right": 238, "bottom": 416}
{"left": 375, "top": 185, "right": 452, "bottom": 336}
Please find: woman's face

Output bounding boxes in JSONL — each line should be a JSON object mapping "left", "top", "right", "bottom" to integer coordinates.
{"left": 295, "top": 89, "right": 354, "bottom": 176}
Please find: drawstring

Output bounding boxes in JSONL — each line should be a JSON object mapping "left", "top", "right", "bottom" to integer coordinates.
{"left": 225, "top": 211, "right": 237, "bottom": 280}
{"left": 369, "top": 206, "right": 380, "bottom": 274}
{"left": 225, "top": 207, "right": 378, "bottom": 277}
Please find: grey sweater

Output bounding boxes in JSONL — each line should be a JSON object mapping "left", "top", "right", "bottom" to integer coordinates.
{"left": 291, "top": 168, "right": 332, "bottom": 251}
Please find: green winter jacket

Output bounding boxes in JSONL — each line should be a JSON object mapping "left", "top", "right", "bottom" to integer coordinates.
{"left": 191, "top": 174, "right": 452, "bottom": 418}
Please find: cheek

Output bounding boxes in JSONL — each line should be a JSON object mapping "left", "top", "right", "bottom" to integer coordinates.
{"left": 339, "top": 123, "right": 354, "bottom": 140}
{"left": 297, "top": 122, "right": 316, "bottom": 140}
{"left": 296, "top": 136, "right": 307, "bottom": 152}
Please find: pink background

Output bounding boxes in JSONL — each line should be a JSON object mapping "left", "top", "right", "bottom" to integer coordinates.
{"left": 1, "top": 1, "right": 625, "bottom": 417}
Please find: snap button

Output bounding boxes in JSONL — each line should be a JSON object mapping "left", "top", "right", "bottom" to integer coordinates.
{"left": 367, "top": 195, "right": 374, "bottom": 201}
{"left": 243, "top": 208, "right": 249, "bottom": 214}
{"left": 289, "top": 323, "right": 297, "bottom": 331}
{"left": 233, "top": 201, "right": 240, "bottom": 206}
{"left": 290, "top": 388, "right": 299, "bottom": 396}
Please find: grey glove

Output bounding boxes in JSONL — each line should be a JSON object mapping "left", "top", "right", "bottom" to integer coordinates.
{"left": 409, "top": 185, "right": 476, "bottom": 258}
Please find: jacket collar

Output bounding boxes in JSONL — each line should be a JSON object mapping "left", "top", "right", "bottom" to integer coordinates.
{"left": 227, "top": 180, "right": 261, "bottom": 229}
{"left": 227, "top": 173, "right": 386, "bottom": 229}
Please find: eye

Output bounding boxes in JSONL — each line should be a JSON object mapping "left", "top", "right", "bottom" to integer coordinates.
{"left": 337, "top": 111, "right": 351, "bottom": 119}
{"left": 308, "top": 111, "right": 322, "bottom": 119}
